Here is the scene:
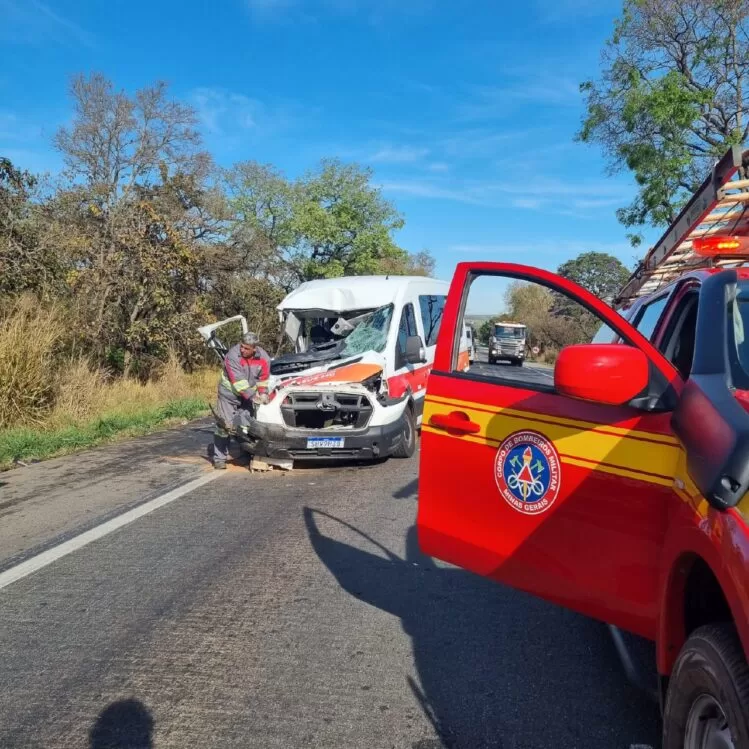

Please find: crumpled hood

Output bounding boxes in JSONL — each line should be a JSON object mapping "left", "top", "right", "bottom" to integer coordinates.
{"left": 286, "top": 362, "right": 383, "bottom": 388}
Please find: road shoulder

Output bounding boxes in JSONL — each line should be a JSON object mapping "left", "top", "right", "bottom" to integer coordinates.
{"left": 0, "top": 418, "right": 222, "bottom": 569}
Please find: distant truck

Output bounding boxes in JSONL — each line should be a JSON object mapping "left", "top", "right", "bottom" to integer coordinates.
{"left": 488, "top": 322, "right": 526, "bottom": 366}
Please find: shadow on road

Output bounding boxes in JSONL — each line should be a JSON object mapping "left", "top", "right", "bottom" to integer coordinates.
{"left": 393, "top": 477, "right": 418, "bottom": 499}
{"left": 304, "top": 507, "right": 660, "bottom": 749}
{"left": 89, "top": 699, "right": 153, "bottom": 749}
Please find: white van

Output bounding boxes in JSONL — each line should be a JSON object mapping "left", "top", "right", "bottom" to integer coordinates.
{"left": 200, "top": 275, "right": 459, "bottom": 463}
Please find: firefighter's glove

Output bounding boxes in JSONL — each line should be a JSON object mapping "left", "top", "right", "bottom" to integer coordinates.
{"left": 253, "top": 392, "right": 270, "bottom": 406}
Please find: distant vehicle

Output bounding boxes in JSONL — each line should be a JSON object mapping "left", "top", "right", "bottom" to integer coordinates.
{"left": 488, "top": 322, "right": 526, "bottom": 366}
{"left": 463, "top": 323, "right": 476, "bottom": 363}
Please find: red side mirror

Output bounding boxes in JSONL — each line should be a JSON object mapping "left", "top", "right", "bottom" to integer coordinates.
{"left": 554, "top": 344, "right": 650, "bottom": 406}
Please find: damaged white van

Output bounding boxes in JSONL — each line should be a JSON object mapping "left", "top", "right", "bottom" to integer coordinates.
{"left": 200, "top": 275, "right": 460, "bottom": 463}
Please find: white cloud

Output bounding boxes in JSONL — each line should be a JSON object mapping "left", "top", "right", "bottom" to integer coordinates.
{"left": 428, "top": 162, "right": 449, "bottom": 172}
{"left": 458, "top": 78, "right": 580, "bottom": 120}
{"left": 368, "top": 145, "right": 429, "bottom": 163}
{"left": 378, "top": 175, "right": 629, "bottom": 216}
{"left": 534, "top": 0, "right": 618, "bottom": 23}
{"left": 190, "top": 87, "right": 305, "bottom": 141}
{"left": 439, "top": 128, "right": 537, "bottom": 158}
{"left": 512, "top": 197, "right": 543, "bottom": 210}
{"left": 245, "top": 0, "right": 431, "bottom": 24}
{"left": 0, "top": 0, "right": 94, "bottom": 47}
{"left": 378, "top": 180, "right": 486, "bottom": 205}
{"left": 450, "top": 239, "right": 632, "bottom": 258}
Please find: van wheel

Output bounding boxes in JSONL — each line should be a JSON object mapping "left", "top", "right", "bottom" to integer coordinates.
{"left": 663, "top": 624, "right": 749, "bottom": 749}
{"left": 392, "top": 407, "right": 416, "bottom": 459}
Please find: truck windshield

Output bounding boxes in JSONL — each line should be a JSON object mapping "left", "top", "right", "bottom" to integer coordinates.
{"left": 340, "top": 305, "right": 393, "bottom": 356}
{"left": 494, "top": 325, "right": 524, "bottom": 338}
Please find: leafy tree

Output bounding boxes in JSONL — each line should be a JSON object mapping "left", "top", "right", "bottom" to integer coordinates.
{"left": 224, "top": 158, "right": 434, "bottom": 284}
{"left": 579, "top": 0, "right": 749, "bottom": 239}
{"left": 552, "top": 251, "right": 630, "bottom": 341}
{"left": 478, "top": 318, "right": 499, "bottom": 345}
{"left": 556, "top": 251, "right": 630, "bottom": 301}
{"left": 292, "top": 159, "right": 408, "bottom": 280}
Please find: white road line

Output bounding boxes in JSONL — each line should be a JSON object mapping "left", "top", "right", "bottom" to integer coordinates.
{"left": 0, "top": 471, "right": 221, "bottom": 592}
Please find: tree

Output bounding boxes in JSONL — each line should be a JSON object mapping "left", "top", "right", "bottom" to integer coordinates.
{"left": 556, "top": 251, "right": 630, "bottom": 302}
{"left": 225, "top": 158, "right": 434, "bottom": 285}
{"left": 579, "top": 0, "right": 749, "bottom": 239}
{"left": 293, "top": 159, "right": 408, "bottom": 280}
{"left": 553, "top": 252, "right": 630, "bottom": 342}
{"left": 52, "top": 74, "right": 215, "bottom": 374}
{"left": 55, "top": 73, "right": 207, "bottom": 208}
{"left": 0, "top": 157, "right": 62, "bottom": 297}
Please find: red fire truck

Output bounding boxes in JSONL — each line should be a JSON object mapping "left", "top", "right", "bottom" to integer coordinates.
{"left": 417, "top": 145, "right": 749, "bottom": 747}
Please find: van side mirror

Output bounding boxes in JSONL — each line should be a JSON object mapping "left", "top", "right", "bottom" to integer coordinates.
{"left": 405, "top": 335, "right": 426, "bottom": 364}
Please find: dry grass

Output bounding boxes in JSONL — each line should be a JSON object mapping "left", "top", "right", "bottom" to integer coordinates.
{"left": 48, "top": 351, "right": 216, "bottom": 429}
{"left": 0, "top": 296, "right": 68, "bottom": 428}
{"left": 0, "top": 299, "right": 219, "bottom": 467}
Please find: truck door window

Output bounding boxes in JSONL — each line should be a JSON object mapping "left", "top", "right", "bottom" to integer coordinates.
{"left": 419, "top": 295, "right": 446, "bottom": 347}
{"left": 396, "top": 303, "right": 419, "bottom": 369}
{"left": 659, "top": 294, "right": 698, "bottom": 379}
{"left": 632, "top": 294, "right": 669, "bottom": 341}
{"left": 458, "top": 275, "right": 622, "bottom": 391}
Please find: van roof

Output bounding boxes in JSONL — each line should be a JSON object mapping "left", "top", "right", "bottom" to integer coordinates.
{"left": 495, "top": 321, "right": 526, "bottom": 328}
{"left": 277, "top": 275, "right": 449, "bottom": 313}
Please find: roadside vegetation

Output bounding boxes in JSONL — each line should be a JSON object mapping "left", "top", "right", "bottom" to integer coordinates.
{"left": 476, "top": 251, "right": 631, "bottom": 362}
{"left": 0, "top": 73, "right": 433, "bottom": 462}
{"left": 0, "top": 296, "right": 216, "bottom": 468}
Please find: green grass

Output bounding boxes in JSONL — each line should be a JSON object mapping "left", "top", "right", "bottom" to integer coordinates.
{"left": 0, "top": 396, "right": 209, "bottom": 470}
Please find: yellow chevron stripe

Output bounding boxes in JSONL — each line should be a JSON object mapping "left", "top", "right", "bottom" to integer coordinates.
{"left": 423, "top": 399, "right": 680, "bottom": 480}
{"left": 425, "top": 394, "right": 679, "bottom": 446}
{"left": 421, "top": 425, "right": 675, "bottom": 487}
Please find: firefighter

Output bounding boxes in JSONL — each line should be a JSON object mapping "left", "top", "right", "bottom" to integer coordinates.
{"left": 212, "top": 332, "right": 271, "bottom": 469}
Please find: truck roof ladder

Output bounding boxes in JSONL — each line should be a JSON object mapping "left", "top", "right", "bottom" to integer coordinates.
{"left": 614, "top": 145, "right": 749, "bottom": 309}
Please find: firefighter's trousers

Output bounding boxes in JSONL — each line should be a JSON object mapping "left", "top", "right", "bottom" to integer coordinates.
{"left": 212, "top": 389, "right": 241, "bottom": 464}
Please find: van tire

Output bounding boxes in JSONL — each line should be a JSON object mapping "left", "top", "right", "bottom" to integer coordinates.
{"left": 392, "top": 407, "right": 416, "bottom": 459}
{"left": 662, "top": 624, "right": 749, "bottom": 749}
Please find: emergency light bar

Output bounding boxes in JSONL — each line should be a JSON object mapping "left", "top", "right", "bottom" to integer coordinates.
{"left": 692, "top": 235, "right": 749, "bottom": 256}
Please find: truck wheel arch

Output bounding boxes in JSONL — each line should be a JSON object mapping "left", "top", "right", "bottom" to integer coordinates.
{"left": 659, "top": 551, "right": 734, "bottom": 675}
{"left": 658, "top": 510, "right": 749, "bottom": 678}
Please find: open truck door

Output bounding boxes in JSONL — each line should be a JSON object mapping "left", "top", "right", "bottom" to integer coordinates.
{"left": 417, "top": 262, "right": 684, "bottom": 639}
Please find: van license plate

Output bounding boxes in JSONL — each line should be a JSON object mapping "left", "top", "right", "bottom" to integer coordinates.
{"left": 307, "top": 437, "right": 344, "bottom": 449}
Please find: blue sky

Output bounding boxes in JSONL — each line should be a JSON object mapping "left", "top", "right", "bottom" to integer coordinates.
{"left": 0, "top": 0, "right": 653, "bottom": 313}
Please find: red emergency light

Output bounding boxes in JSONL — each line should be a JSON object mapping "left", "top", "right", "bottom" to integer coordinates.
{"left": 693, "top": 235, "right": 749, "bottom": 256}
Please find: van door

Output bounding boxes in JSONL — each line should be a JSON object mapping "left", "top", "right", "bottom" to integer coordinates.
{"left": 417, "top": 262, "right": 684, "bottom": 640}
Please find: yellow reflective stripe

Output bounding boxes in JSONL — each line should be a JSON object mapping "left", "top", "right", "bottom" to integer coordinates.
{"left": 233, "top": 379, "right": 251, "bottom": 392}
{"left": 255, "top": 379, "right": 269, "bottom": 388}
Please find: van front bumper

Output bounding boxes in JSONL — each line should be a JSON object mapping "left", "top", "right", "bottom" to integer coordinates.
{"left": 236, "top": 415, "right": 406, "bottom": 461}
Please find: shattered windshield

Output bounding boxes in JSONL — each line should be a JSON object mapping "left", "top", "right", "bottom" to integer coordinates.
{"left": 340, "top": 305, "right": 393, "bottom": 356}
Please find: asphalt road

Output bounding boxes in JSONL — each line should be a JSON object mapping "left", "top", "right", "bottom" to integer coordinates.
{"left": 470, "top": 346, "right": 555, "bottom": 388}
{"left": 0, "top": 417, "right": 660, "bottom": 748}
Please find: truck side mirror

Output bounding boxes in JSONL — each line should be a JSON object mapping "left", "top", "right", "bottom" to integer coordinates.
{"left": 555, "top": 344, "right": 649, "bottom": 405}
{"left": 405, "top": 335, "right": 426, "bottom": 364}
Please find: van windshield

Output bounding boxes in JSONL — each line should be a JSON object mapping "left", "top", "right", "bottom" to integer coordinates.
{"left": 340, "top": 305, "right": 393, "bottom": 356}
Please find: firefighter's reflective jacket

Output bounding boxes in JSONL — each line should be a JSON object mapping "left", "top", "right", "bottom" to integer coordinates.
{"left": 219, "top": 344, "right": 271, "bottom": 402}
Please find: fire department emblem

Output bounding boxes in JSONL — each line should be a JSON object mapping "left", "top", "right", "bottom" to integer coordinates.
{"left": 494, "top": 430, "right": 561, "bottom": 515}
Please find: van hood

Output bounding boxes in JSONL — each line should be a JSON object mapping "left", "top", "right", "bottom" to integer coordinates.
{"left": 286, "top": 362, "right": 383, "bottom": 388}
